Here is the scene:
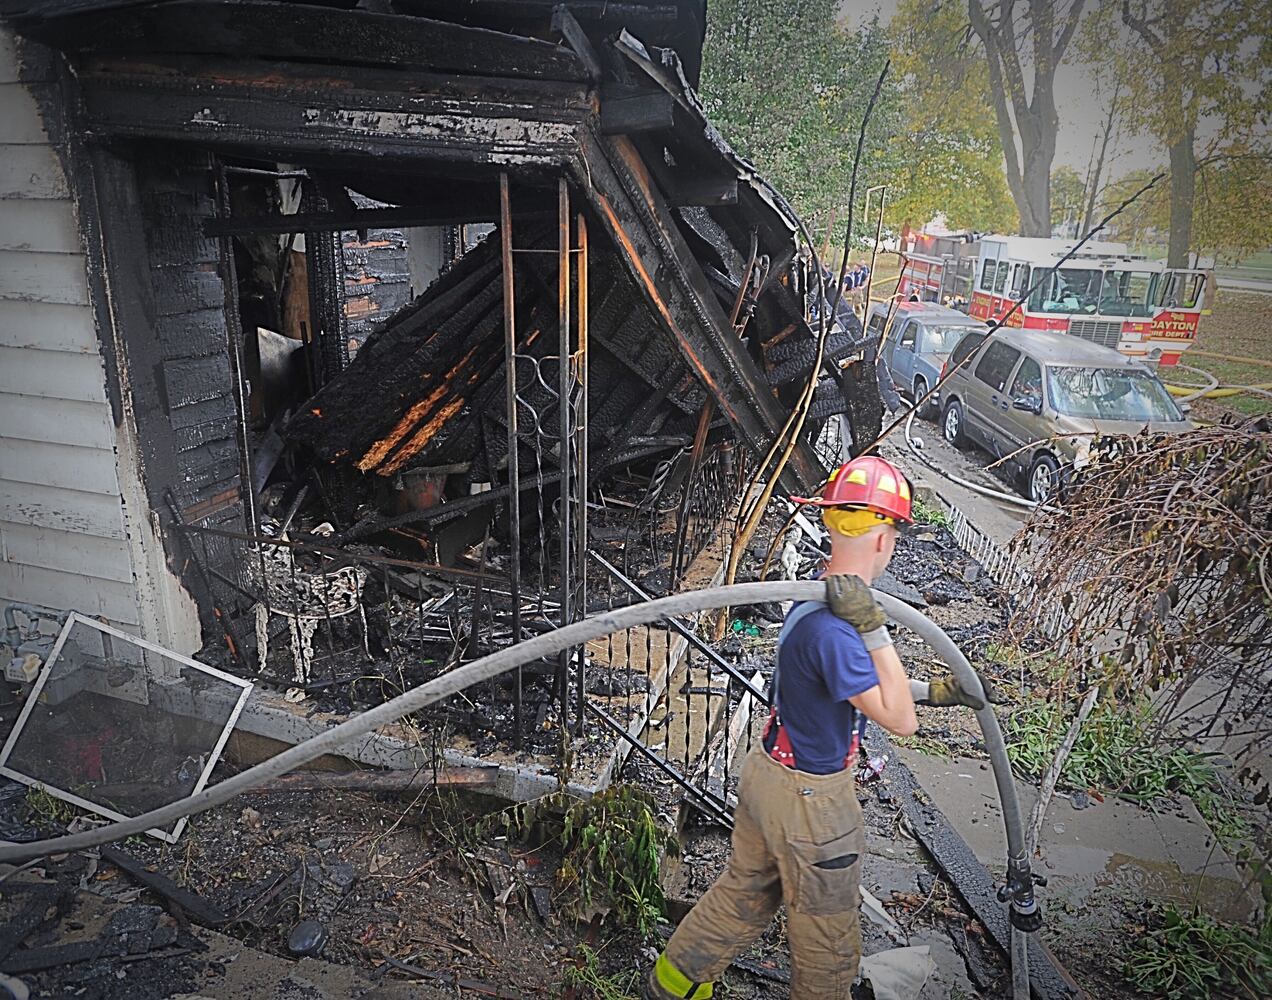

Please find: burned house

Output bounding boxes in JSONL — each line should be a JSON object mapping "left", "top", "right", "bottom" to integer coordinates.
{"left": 0, "top": 1, "right": 881, "bottom": 810}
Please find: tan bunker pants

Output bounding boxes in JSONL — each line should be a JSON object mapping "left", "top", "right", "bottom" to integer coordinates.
{"left": 657, "top": 747, "right": 865, "bottom": 998}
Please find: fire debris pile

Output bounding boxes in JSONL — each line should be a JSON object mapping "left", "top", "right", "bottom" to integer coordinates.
{"left": 1012, "top": 416, "right": 1271, "bottom": 809}
{"left": 0, "top": 1, "right": 885, "bottom": 761}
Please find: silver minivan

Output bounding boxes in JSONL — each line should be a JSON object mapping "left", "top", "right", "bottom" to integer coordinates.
{"left": 939, "top": 328, "right": 1192, "bottom": 501}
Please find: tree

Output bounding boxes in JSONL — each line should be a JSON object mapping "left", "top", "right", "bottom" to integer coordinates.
{"left": 1050, "top": 165, "right": 1086, "bottom": 234}
{"left": 886, "top": 0, "right": 1018, "bottom": 234}
{"left": 1104, "top": 0, "right": 1270, "bottom": 265}
{"left": 1191, "top": 151, "right": 1272, "bottom": 263}
{"left": 1076, "top": 53, "right": 1129, "bottom": 235}
{"left": 966, "top": 0, "right": 1088, "bottom": 236}
{"left": 699, "top": 1, "right": 902, "bottom": 250}
{"left": 1097, "top": 168, "right": 1169, "bottom": 248}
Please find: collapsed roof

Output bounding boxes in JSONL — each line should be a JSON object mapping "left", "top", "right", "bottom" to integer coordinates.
{"left": 5, "top": 0, "right": 882, "bottom": 497}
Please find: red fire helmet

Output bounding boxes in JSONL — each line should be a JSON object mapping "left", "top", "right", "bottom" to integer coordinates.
{"left": 792, "top": 455, "right": 914, "bottom": 523}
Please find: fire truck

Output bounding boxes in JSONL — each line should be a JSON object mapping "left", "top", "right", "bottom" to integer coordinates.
{"left": 897, "top": 232, "right": 1211, "bottom": 367}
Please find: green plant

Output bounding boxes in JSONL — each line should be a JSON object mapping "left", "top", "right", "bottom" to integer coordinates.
{"left": 559, "top": 785, "right": 675, "bottom": 936}
{"left": 911, "top": 495, "right": 951, "bottom": 530}
{"left": 561, "top": 945, "right": 641, "bottom": 1000}
{"left": 984, "top": 641, "right": 1027, "bottom": 668}
{"left": 482, "top": 784, "right": 675, "bottom": 936}
{"left": 1125, "top": 904, "right": 1272, "bottom": 999}
{"left": 1003, "top": 696, "right": 1226, "bottom": 806}
{"left": 25, "top": 785, "right": 76, "bottom": 827}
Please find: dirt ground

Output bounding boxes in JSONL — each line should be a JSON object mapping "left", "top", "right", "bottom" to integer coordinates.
{"left": 2, "top": 515, "right": 1253, "bottom": 999}
{"left": 0, "top": 524, "right": 1019, "bottom": 1000}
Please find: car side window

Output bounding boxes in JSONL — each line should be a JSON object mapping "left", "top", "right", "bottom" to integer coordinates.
{"left": 867, "top": 311, "right": 886, "bottom": 336}
{"left": 899, "top": 322, "right": 917, "bottom": 348}
{"left": 974, "top": 342, "right": 1022, "bottom": 392}
{"left": 951, "top": 332, "right": 986, "bottom": 368}
{"left": 1010, "top": 356, "right": 1043, "bottom": 406}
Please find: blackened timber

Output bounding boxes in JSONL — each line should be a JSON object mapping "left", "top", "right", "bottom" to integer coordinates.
{"left": 550, "top": 4, "right": 604, "bottom": 82}
{"left": 203, "top": 203, "right": 552, "bottom": 238}
{"left": 76, "top": 54, "right": 590, "bottom": 167}
{"left": 11, "top": 1, "right": 590, "bottom": 82}
{"left": 599, "top": 88, "right": 676, "bottom": 135}
{"left": 576, "top": 131, "right": 823, "bottom": 490}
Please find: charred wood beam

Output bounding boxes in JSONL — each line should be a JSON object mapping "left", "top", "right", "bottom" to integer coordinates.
{"left": 75, "top": 54, "right": 589, "bottom": 167}
{"left": 203, "top": 203, "right": 552, "bottom": 237}
{"left": 666, "top": 175, "right": 738, "bottom": 208}
{"left": 550, "top": 4, "right": 604, "bottom": 82}
{"left": 599, "top": 87, "right": 676, "bottom": 135}
{"left": 576, "top": 131, "right": 823, "bottom": 490}
{"left": 11, "top": 1, "right": 590, "bottom": 82}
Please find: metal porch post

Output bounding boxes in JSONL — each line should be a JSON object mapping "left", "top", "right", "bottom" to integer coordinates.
{"left": 499, "top": 173, "right": 523, "bottom": 749}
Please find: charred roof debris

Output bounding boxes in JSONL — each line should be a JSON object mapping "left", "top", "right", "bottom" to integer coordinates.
{"left": 0, "top": 0, "right": 883, "bottom": 780}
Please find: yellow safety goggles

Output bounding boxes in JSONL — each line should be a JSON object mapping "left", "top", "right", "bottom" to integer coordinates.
{"left": 823, "top": 506, "right": 898, "bottom": 538}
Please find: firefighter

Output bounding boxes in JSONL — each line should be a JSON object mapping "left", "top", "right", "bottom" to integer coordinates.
{"left": 646, "top": 455, "right": 989, "bottom": 999}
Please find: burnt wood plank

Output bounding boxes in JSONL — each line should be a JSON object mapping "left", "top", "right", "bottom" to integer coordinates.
{"left": 77, "top": 54, "right": 590, "bottom": 166}
{"left": 11, "top": 0, "right": 589, "bottom": 82}
{"left": 576, "top": 131, "right": 823, "bottom": 490}
{"left": 550, "top": 3, "right": 603, "bottom": 82}
{"left": 100, "top": 844, "right": 230, "bottom": 928}
{"left": 600, "top": 90, "right": 676, "bottom": 135}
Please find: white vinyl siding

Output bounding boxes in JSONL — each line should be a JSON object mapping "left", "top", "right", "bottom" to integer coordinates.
{"left": 0, "top": 24, "right": 138, "bottom": 627}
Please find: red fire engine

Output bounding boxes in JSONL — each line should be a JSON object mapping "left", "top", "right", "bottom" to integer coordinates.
{"left": 897, "top": 232, "right": 1211, "bottom": 367}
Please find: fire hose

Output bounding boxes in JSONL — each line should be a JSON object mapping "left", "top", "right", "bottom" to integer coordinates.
{"left": 0, "top": 581, "right": 1040, "bottom": 998}
{"left": 1164, "top": 361, "right": 1272, "bottom": 401}
{"left": 903, "top": 407, "right": 1050, "bottom": 513}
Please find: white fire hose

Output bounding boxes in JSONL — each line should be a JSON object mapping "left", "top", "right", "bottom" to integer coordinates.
{"left": 0, "top": 580, "right": 1039, "bottom": 998}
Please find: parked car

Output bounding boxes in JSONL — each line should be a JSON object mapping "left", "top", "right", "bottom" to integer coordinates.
{"left": 938, "top": 328, "right": 1193, "bottom": 502}
{"left": 868, "top": 302, "right": 989, "bottom": 417}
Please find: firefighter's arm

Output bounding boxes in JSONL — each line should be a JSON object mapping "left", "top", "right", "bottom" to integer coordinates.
{"left": 849, "top": 643, "right": 917, "bottom": 737}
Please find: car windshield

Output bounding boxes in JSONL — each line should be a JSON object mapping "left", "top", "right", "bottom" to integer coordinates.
{"left": 1046, "top": 366, "right": 1183, "bottom": 421}
{"left": 920, "top": 325, "right": 979, "bottom": 354}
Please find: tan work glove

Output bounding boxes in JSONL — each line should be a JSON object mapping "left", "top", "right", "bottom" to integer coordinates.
{"left": 825, "top": 574, "right": 890, "bottom": 649}
{"left": 922, "top": 671, "right": 1000, "bottom": 711}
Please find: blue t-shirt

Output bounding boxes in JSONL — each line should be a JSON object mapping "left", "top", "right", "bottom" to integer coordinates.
{"left": 771, "top": 603, "right": 880, "bottom": 775}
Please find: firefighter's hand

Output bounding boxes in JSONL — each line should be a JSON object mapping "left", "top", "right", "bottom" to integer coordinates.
{"left": 923, "top": 671, "right": 1001, "bottom": 711}
{"left": 825, "top": 574, "right": 886, "bottom": 634}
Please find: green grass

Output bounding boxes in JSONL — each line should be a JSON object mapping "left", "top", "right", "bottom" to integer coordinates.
{"left": 1179, "top": 289, "right": 1272, "bottom": 417}
{"left": 1125, "top": 905, "right": 1272, "bottom": 999}
{"left": 25, "top": 785, "right": 77, "bottom": 827}
{"left": 1004, "top": 697, "right": 1226, "bottom": 806}
{"left": 561, "top": 945, "right": 641, "bottom": 1000}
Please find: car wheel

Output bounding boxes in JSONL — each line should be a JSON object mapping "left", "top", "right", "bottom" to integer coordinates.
{"left": 942, "top": 399, "right": 966, "bottom": 448}
{"left": 914, "top": 377, "right": 936, "bottom": 419}
{"left": 1028, "top": 453, "right": 1061, "bottom": 503}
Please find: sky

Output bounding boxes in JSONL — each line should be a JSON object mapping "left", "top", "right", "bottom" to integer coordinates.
{"left": 838, "top": 0, "right": 1160, "bottom": 178}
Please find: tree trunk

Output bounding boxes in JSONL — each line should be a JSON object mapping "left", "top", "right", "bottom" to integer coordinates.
{"left": 1019, "top": 126, "right": 1053, "bottom": 237}
{"left": 1167, "top": 128, "right": 1196, "bottom": 267}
